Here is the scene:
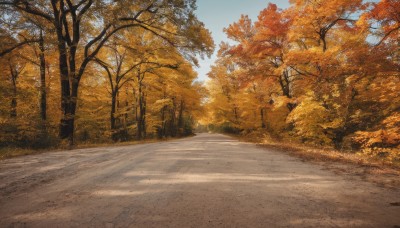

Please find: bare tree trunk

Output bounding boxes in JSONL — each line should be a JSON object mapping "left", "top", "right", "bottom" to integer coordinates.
{"left": 260, "top": 108, "right": 266, "bottom": 128}
{"left": 8, "top": 64, "right": 19, "bottom": 118}
{"left": 56, "top": 23, "right": 73, "bottom": 142}
{"left": 39, "top": 30, "right": 47, "bottom": 121}
{"left": 10, "top": 69, "right": 17, "bottom": 118}
{"left": 161, "top": 105, "right": 167, "bottom": 137}
{"left": 279, "top": 70, "right": 296, "bottom": 111}
{"left": 178, "top": 99, "right": 184, "bottom": 130}
{"left": 133, "top": 88, "right": 138, "bottom": 122}
{"left": 169, "top": 98, "right": 177, "bottom": 137}
{"left": 111, "top": 92, "right": 117, "bottom": 131}
{"left": 142, "top": 94, "right": 147, "bottom": 138}
{"left": 137, "top": 78, "right": 144, "bottom": 140}
{"left": 124, "top": 87, "right": 129, "bottom": 128}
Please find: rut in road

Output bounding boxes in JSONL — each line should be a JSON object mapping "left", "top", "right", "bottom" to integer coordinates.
{"left": 0, "top": 133, "right": 399, "bottom": 227}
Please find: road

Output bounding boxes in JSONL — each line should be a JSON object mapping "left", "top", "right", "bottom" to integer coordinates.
{"left": 0, "top": 133, "right": 399, "bottom": 227}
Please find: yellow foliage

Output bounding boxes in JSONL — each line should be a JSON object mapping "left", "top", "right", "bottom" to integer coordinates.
{"left": 286, "top": 94, "right": 333, "bottom": 144}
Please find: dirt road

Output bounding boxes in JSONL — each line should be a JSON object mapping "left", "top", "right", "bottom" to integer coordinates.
{"left": 0, "top": 133, "right": 399, "bottom": 227}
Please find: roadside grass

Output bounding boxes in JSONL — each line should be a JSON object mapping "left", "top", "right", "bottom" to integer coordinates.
{"left": 0, "top": 147, "right": 48, "bottom": 160}
{"left": 258, "top": 140, "right": 400, "bottom": 169}
{"left": 0, "top": 136, "right": 189, "bottom": 160}
{"left": 236, "top": 132, "right": 400, "bottom": 168}
{"left": 235, "top": 132, "right": 400, "bottom": 188}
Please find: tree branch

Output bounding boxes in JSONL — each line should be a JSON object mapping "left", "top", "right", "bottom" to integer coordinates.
{"left": 0, "top": 39, "right": 40, "bottom": 57}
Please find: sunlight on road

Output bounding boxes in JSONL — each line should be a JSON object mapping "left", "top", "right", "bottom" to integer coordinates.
{"left": 122, "top": 172, "right": 324, "bottom": 185}
{"left": 93, "top": 190, "right": 150, "bottom": 197}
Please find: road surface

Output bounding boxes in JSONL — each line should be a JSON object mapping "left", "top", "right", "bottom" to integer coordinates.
{"left": 0, "top": 133, "right": 399, "bottom": 227}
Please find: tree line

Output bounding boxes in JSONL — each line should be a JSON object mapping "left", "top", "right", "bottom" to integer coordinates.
{"left": 0, "top": 0, "right": 214, "bottom": 148}
{"left": 204, "top": 0, "right": 399, "bottom": 161}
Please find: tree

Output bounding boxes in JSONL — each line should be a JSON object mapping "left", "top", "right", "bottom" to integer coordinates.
{"left": 6, "top": 55, "right": 25, "bottom": 118}
{"left": 96, "top": 44, "right": 138, "bottom": 140}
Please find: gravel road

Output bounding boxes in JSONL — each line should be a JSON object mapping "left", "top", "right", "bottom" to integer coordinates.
{"left": 0, "top": 133, "right": 399, "bottom": 227}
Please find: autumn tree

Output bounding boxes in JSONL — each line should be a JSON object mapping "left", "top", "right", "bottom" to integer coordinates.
{"left": 96, "top": 43, "right": 138, "bottom": 140}
{"left": 205, "top": 0, "right": 400, "bottom": 161}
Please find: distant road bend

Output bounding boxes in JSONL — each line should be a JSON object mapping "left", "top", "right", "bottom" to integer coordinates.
{"left": 0, "top": 133, "right": 399, "bottom": 227}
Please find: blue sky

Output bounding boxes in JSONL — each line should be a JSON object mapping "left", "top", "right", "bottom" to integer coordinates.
{"left": 194, "top": 0, "right": 291, "bottom": 81}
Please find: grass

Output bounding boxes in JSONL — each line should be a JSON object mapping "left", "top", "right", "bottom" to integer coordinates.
{"left": 0, "top": 136, "right": 190, "bottom": 160}
{"left": 261, "top": 140, "right": 399, "bottom": 169}
{"left": 237, "top": 132, "right": 400, "bottom": 168}
{"left": 0, "top": 147, "right": 47, "bottom": 160}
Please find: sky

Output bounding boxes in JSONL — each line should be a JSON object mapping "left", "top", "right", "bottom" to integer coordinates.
{"left": 194, "top": 0, "right": 291, "bottom": 81}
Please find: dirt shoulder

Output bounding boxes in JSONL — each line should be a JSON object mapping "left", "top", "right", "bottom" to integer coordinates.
{"left": 235, "top": 135, "right": 400, "bottom": 189}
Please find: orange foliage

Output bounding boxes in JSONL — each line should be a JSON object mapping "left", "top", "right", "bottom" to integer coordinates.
{"left": 205, "top": 0, "right": 400, "bottom": 161}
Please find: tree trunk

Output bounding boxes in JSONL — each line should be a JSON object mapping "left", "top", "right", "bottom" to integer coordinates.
{"left": 133, "top": 88, "right": 138, "bottom": 123}
{"left": 39, "top": 30, "right": 47, "bottom": 121}
{"left": 279, "top": 70, "right": 296, "bottom": 111}
{"left": 169, "top": 98, "right": 177, "bottom": 137}
{"left": 53, "top": 2, "right": 80, "bottom": 146}
{"left": 260, "top": 108, "right": 266, "bottom": 128}
{"left": 57, "top": 24, "right": 73, "bottom": 142}
{"left": 322, "top": 37, "right": 327, "bottom": 52}
{"left": 142, "top": 94, "right": 147, "bottom": 138}
{"left": 9, "top": 64, "right": 18, "bottom": 118}
{"left": 111, "top": 92, "right": 117, "bottom": 131}
{"left": 116, "top": 90, "right": 121, "bottom": 127}
{"left": 124, "top": 87, "right": 129, "bottom": 126}
{"left": 10, "top": 72, "right": 17, "bottom": 118}
{"left": 161, "top": 106, "right": 167, "bottom": 138}
{"left": 178, "top": 99, "right": 184, "bottom": 130}
{"left": 59, "top": 68, "right": 79, "bottom": 146}
{"left": 137, "top": 79, "right": 144, "bottom": 140}
{"left": 69, "top": 82, "right": 80, "bottom": 145}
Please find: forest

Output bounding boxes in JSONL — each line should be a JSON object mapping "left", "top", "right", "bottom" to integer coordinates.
{"left": 0, "top": 0, "right": 214, "bottom": 149}
{"left": 0, "top": 0, "right": 399, "bottom": 163}
{"left": 203, "top": 0, "right": 400, "bottom": 162}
